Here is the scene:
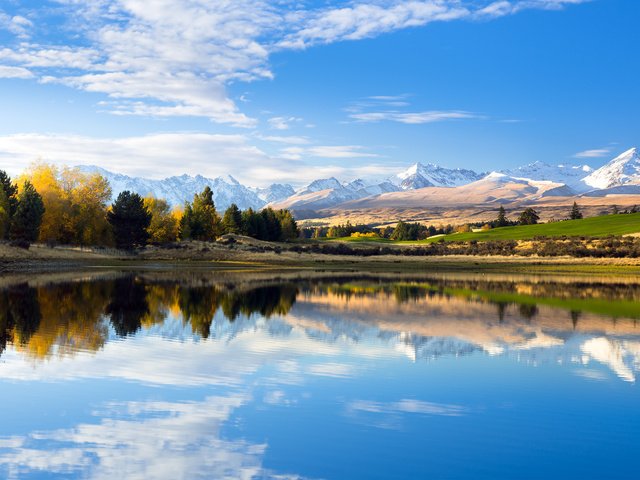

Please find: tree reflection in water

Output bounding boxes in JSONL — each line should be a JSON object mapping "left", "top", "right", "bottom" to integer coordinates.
{"left": 0, "top": 273, "right": 640, "bottom": 360}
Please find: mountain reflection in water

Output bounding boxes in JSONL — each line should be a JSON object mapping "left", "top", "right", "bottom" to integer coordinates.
{"left": 0, "top": 271, "right": 639, "bottom": 479}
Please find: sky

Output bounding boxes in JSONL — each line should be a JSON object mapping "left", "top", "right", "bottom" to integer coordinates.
{"left": 0, "top": 0, "right": 637, "bottom": 187}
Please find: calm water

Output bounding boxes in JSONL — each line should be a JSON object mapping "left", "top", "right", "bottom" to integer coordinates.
{"left": 0, "top": 270, "right": 639, "bottom": 479}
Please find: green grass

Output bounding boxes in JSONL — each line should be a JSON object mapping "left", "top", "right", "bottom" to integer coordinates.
{"left": 323, "top": 213, "right": 640, "bottom": 244}
{"left": 430, "top": 213, "right": 640, "bottom": 242}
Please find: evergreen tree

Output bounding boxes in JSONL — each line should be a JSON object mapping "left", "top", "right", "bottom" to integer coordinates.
{"left": 276, "top": 209, "right": 299, "bottom": 240}
{"left": 612, "top": 205, "right": 619, "bottom": 215}
{"left": 107, "top": 191, "right": 151, "bottom": 250}
{"left": 496, "top": 206, "right": 508, "bottom": 227}
{"left": 179, "top": 203, "right": 194, "bottom": 240}
{"left": 241, "top": 208, "right": 266, "bottom": 239}
{"left": 518, "top": 207, "right": 540, "bottom": 225}
{"left": 0, "top": 185, "right": 10, "bottom": 239}
{"left": 9, "top": 181, "right": 45, "bottom": 246}
{"left": 222, "top": 204, "right": 243, "bottom": 234}
{"left": 260, "top": 208, "right": 282, "bottom": 241}
{"left": 0, "top": 170, "right": 18, "bottom": 218}
{"left": 187, "top": 186, "right": 222, "bottom": 240}
{"left": 570, "top": 202, "right": 583, "bottom": 220}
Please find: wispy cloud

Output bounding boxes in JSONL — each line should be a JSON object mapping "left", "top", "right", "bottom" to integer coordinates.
{"left": 573, "top": 148, "right": 611, "bottom": 158}
{"left": 280, "top": 145, "right": 380, "bottom": 161}
{"left": 0, "top": 11, "right": 33, "bottom": 39}
{"left": 350, "top": 110, "right": 482, "bottom": 124}
{"left": 267, "top": 116, "right": 302, "bottom": 131}
{"left": 0, "top": 65, "right": 33, "bottom": 79}
{"left": 0, "top": 1, "right": 589, "bottom": 125}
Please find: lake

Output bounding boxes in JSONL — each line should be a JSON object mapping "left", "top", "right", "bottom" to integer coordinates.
{"left": 0, "top": 269, "right": 638, "bottom": 479}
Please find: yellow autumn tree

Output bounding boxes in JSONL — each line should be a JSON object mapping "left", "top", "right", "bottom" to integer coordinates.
{"left": 20, "top": 163, "right": 72, "bottom": 244}
{"left": 144, "top": 196, "right": 179, "bottom": 244}
{"left": 63, "top": 168, "right": 112, "bottom": 246}
{"left": 21, "top": 163, "right": 112, "bottom": 246}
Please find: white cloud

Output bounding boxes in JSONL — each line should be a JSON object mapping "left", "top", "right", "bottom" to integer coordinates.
{"left": 277, "top": 1, "right": 471, "bottom": 49}
{"left": 0, "top": 132, "right": 388, "bottom": 187}
{"left": 0, "top": 1, "right": 589, "bottom": 124}
{"left": 573, "top": 148, "right": 611, "bottom": 159}
{"left": 0, "top": 12, "right": 33, "bottom": 39}
{"left": 255, "top": 134, "right": 311, "bottom": 145}
{"left": 0, "top": 132, "right": 273, "bottom": 182}
{"left": 267, "top": 116, "right": 302, "bottom": 130}
{"left": 279, "top": 145, "right": 380, "bottom": 161}
{"left": 0, "top": 65, "right": 33, "bottom": 79}
{"left": 350, "top": 110, "right": 481, "bottom": 124}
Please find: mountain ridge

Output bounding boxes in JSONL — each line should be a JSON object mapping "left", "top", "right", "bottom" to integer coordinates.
{"left": 76, "top": 147, "right": 638, "bottom": 216}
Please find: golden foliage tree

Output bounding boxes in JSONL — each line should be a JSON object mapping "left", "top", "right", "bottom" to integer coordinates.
{"left": 21, "top": 163, "right": 112, "bottom": 246}
{"left": 144, "top": 196, "right": 179, "bottom": 244}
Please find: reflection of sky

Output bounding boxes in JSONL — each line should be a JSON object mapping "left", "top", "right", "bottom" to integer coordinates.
{"left": 1, "top": 301, "right": 640, "bottom": 478}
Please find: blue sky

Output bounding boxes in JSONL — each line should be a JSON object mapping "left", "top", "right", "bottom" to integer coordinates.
{"left": 0, "top": 0, "right": 637, "bottom": 186}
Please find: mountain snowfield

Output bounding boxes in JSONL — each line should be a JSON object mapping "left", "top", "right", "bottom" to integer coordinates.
{"left": 77, "top": 147, "right": 639, "bottom": 214}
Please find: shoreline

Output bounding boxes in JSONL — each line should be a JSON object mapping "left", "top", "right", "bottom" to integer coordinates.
{"left": 3, "top": 241, "right": 640, "bottom": 276}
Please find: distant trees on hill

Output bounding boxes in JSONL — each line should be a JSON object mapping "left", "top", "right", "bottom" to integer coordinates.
{"left": 570, "top": 202, "right": 583, "bottom": 220}
{"left": 518, "top": 208, "right": 540, "bottom": 225}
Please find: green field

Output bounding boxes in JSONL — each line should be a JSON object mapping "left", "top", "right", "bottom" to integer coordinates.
{"left": 432, "top": 212, "right": 640, "bottom": 242}
{"left": 326, "top": 213, "right": 640, "bottom": 244}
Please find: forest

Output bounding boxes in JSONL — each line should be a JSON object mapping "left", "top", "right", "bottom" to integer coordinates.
{"left": 0, "top": 163, "right": 299, "bottom": 250}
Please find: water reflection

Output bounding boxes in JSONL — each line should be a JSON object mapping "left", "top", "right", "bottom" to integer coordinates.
{"left": 0, "top": 273, "right": 639, "bottom": 378}
{"left": 0, "top": 271, "right": 639, "bottom": 478}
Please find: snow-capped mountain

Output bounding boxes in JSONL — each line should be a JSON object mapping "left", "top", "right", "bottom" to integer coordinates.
{"left": 390, "top": 162, "right": 485, "bottom": 190}
{"left": 77, "top": 166, "right": 266, "bottom": 211}
{"left": 75, "top": 147, "right": 638, "bottom": 217}
{"left": 501, "top": 161, "right": 594, "bottom": 192}
{"left": 268, "top": 177, "right": 399, "bottom": 213}
{"left": 254, "top": 183, "right": 295, "bottom": 203}
{"left": 582, "top": 147, "right": 640, "bottom": 190}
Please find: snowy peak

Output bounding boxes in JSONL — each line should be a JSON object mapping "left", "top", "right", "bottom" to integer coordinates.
{"left": 501, "top": 161, "right": 594, "bottom": 192}
{"left": 76, "top": 167, "right": 266, "bottom": 211}
{"left": 298, "top": 177, "right": 343, "bottom": 194}
{"left": 391, "top": 162, "right": 484, "bottom": 189}
{"left": 254, "top": 183, "right": 296, "bottom": 203}
{"left": 582, "top": 147, "right": 640, "bottom": 189}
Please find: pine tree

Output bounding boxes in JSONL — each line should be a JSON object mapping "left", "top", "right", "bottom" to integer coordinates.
{"left": 496, "top": 205, "right": 508, "bottom": 227}
{"left": 570, "top": 202, "right": 583, "bottom": 220}
{"left": 241, "top": 208, "right": 266, "bottom": 239}
{"left": 518, "top": 207, "right": 540, "bottom": 225}
{"left": 222, "top": 204, "right": 243, "bottom": 234}
{"left": 107, "top": 191, "right": 151, "bottom": 250}
{"left": 0, "top": 185, "right": 10, "bottom": 239}
{"left": 276, "top": 209, "right": 299, "bottom": 240}
{"left": 9, "top": 181, "right": 45, "bottom": 246}
{"left": 0, "top": 170, "right": 18, "bottom": 215}
{"left": 179, "top": 203, "right": 194, "bottom": 240}
{"left": 188, "top": 186, "right": 222, "bottom": 240}
{"left": 0, "top": 170, "right": 18, "bottom": 239}
{"left": 260, "top": 208, "right": 282, "bottom": 241}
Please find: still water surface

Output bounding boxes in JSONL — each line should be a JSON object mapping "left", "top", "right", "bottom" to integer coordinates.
{"left": 0, "top": 270, "right": 639, "bottom": 479}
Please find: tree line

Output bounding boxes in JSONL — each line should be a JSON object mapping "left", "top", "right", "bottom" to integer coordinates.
{"left": 0, "top": 164, "right": 298, "bottom": 250}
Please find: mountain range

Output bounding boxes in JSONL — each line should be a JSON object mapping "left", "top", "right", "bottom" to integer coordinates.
{"left": 79, "top": 147, "right": 640, "bottom": 217}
